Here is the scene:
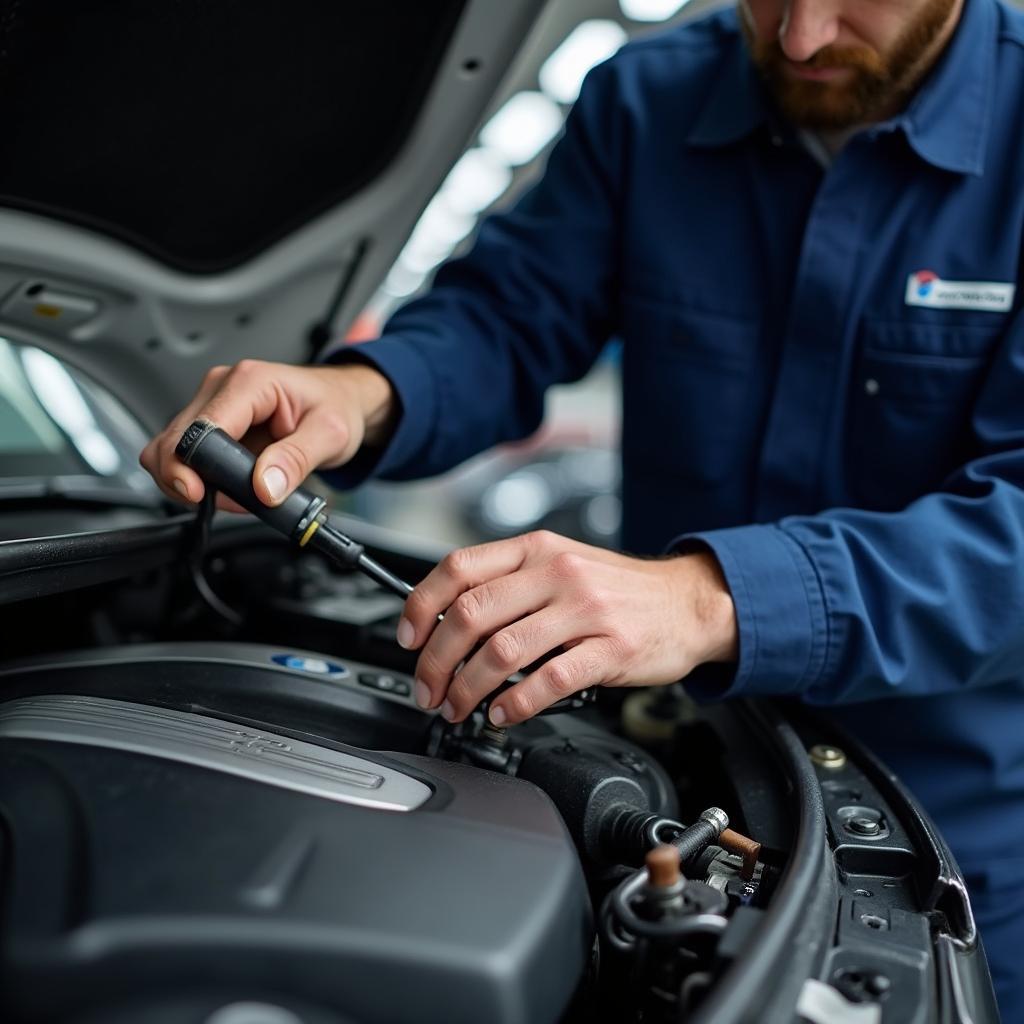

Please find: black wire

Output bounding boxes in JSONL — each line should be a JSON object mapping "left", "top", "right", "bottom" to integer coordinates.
{"left": 189, "top": 490, "right": 244, "bottom": 626}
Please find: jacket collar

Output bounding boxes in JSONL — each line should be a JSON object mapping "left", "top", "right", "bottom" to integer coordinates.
{"left": 897, "top": 0, "right": 995, "bottom": 175}
{"left": 685, "top": 15, "right": 772, "bottom": 148}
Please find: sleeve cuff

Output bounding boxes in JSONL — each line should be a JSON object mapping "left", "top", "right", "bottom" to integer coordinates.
{"left": 316, "top": 335, "right": 439, "bottom": 487}
{"left": 669, "top": 523, "right": 829, "bottom": 700}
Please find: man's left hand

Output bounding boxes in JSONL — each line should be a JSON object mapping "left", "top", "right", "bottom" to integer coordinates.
{"left": 397, "top": 530, "right": 738, "bottom": 726}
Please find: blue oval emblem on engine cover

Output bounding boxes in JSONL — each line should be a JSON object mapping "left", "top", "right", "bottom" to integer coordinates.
{"left": 271, "top": 653, "right": 349, "bottom": 678}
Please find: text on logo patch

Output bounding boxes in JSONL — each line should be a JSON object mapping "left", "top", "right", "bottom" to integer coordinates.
{"left": 905, "top": 270, "right": 1015, "bottom": 312}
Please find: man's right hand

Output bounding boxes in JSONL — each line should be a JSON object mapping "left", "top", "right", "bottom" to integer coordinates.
{"left": 139, "top": 359, "right": 396, "bottom": 509}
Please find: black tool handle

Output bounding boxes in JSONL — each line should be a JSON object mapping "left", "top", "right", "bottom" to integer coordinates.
{"left": 176, "top": 421, "right": 319, "bottom": 539}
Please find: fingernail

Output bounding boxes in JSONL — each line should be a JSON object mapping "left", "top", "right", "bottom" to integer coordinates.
{"left": 173, "top": 479, "right": 190, "bottom": 500}
{"left": 440, "top": 699, "right": 455, "bottom": 722}
{"left": 397, "top": 617, "right": 415, "bottom": 649}
{"left": 262, "top": 466, "right": 287, "bottom": 502}
{"left": 414, "top": 680, "right": 431, "bottom": 709}
{"left": 489, "top": 705, "right": 507, "bottom": 727}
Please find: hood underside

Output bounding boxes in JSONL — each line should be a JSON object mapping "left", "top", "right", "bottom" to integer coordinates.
{"left": 0, "top": 0, "right": 547, "bottom": 430}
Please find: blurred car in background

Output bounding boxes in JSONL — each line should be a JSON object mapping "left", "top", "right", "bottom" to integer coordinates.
{"left": 461, "top": 445, "right": 621, "bottom": 547}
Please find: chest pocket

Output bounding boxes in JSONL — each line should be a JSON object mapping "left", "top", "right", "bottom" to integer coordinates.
{"left": 846, "top": 320, "right": 999, "bottom": 510}
{"left": 620, "top": 292, "right": 760, "bottom": 485}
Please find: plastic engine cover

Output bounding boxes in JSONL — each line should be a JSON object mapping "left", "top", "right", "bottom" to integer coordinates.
{"left": 0, "top": 691, "right": 591, "bottom": 1024}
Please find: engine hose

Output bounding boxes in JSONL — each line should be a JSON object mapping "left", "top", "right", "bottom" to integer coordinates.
{"left": 600, "top": 806, "right": 729, "bottom": 867}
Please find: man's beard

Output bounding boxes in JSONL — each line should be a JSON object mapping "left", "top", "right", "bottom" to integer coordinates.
{"left": 743, "top": 0, "right": 957, "bottom": 130}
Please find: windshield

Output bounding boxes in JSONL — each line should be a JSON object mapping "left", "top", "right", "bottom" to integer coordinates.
{"left": 0, "top": 337, "right": 158, "bottom": 497}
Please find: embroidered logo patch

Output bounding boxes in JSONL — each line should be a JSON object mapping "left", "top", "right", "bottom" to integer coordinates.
{"left": 905, "top": 270, "right": 1015, "bottom": 312}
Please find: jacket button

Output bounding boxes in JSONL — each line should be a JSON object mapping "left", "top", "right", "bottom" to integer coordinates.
{"left": 864, "top": 378, "right": 880, "bottom": 396}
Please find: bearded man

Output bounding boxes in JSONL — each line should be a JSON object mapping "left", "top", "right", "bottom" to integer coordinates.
{"left": 143, "top": 0, "right": 1024, "bottom": 1015}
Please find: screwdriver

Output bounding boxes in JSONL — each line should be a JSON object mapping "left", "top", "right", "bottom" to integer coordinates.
{"left": 176, "top": 420, "right": 417, "bottom": 600}
{"left": 175, "top": 420, "right": 596, "bottom": 715}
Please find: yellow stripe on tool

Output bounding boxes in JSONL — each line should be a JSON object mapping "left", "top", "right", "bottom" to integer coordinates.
{"left": 298, "top": 519, "right": 321, "bottom": 547}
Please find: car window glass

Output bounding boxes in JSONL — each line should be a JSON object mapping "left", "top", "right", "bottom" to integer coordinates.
{"left": 0, "top": 337, "right": 154, "bottom": 492}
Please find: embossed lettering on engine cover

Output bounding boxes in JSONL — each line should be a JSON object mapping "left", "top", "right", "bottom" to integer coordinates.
{"left": 0, "top": 694, "right": 429, "bottom": 810}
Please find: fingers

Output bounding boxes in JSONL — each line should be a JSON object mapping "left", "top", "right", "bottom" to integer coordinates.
{"left": 251, "top": 405, "right": 355, "bottom": 507}
{"left": 139, "top": 364, "right": 231, "bottom": 503}
{"left": 400, "top": 531, "right": 559, "bottom": 649}
{"left": 415, "top": 570, "right": 543, "bottom": 691}
{"left": 181, "top": 360, "right": 299, "bottom": 487}
{"left": 415, "top": 583, "right": 558, "bottom": 716}
{"left": 140, "top": 360, "right": 361, "bottom": 510}
{"left": 142, "top": 359, "right": 290, "bottom": 505}
{"left": 487, "top": 640, "right": 612, "bottom": 726}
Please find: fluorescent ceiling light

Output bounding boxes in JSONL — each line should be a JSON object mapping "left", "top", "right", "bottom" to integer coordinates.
{"left": 479, "top": 91, "right": 564, "bottom": 166}
{"left": 539, "top": 20, "right": 628, "bottom": 105}
{"left": 619, "top": 0, "right": 692, "bottom": 21}
{"left": 399, "top": 195, "right": 475, "bottom": 275}
{"left": 384, "top": 260, "right": 428, "bottom": 300}
{"left": 441, "top": 147, "right": 514, "bottom": 215}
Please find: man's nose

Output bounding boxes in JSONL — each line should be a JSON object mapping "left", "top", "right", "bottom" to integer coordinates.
{"left": 778, "top": 0, "right": 840, "bottom": 62}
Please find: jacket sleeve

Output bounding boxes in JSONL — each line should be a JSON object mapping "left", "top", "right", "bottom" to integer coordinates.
{"left": 676, "top": 309, "right": 1024, "bottom": 705}
{"left": 319, "top": 60, "right": 624, "bottom": 486}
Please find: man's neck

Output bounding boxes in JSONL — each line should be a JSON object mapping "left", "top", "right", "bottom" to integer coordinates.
{"left": 801, "top": 126, "right": 860, "bottom": 166}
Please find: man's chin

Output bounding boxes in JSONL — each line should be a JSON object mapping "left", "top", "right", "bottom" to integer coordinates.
{"left": 780, "top": 105, "right": 865, "bottom": 132}
{"left": 770, "top": 80, "right": 880, "bottom": 131}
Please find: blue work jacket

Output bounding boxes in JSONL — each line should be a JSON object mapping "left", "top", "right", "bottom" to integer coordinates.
{"left": 326, "top": 0, "right": 1024, "bottom": 978}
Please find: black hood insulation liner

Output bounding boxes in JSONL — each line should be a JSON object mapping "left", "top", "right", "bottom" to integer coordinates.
{"left": 0, "top": 0, "right": 467, "bottom": 272}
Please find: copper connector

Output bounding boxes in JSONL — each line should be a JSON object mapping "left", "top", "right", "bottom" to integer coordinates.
{"left": 719, "top": 828, "right": 761, "bottom": 880}
{"left": 645, "top": 844, "right": 682, "bottom": 888}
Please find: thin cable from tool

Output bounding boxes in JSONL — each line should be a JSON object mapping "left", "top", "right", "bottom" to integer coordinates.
{"left": 189, "top": 490, "right": 244, "bottom": 625}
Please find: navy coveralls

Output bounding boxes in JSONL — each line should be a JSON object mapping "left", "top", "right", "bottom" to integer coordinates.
{"left": 327, "top": 0, "right": 1024, "bottom": 1014}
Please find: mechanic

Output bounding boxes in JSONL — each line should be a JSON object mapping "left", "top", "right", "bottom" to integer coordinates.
{"left": 142, "top": 0, "right": 1024, "bottom": 1015}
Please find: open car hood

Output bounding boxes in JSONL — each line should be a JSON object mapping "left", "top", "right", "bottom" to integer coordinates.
{"left": 0, "top": 0, "right": 546, "bottom": 432}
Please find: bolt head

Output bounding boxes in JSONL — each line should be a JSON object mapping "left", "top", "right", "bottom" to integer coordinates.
{"left": 848, "top": 816, "right": 882, "bottom": 836}
{"left": 809, "top": 744, "right": 847, "bottom": 769}
{"left": 868, "top": 974, "right": 891, "bottom": 995}
{"left": 699, "top": 807, "right": 730, "bottom": 833}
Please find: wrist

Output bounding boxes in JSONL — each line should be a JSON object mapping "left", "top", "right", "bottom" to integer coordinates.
{"left": 321, "top": 362, "right": 397, "bottom": 446}
{"left": 666, "top": 551, "right": 738, "bottom": 665}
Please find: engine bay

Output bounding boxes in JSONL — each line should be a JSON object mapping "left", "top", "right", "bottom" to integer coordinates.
{"left": 0, "top": 509, "right": 992, "bottom": 1024}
